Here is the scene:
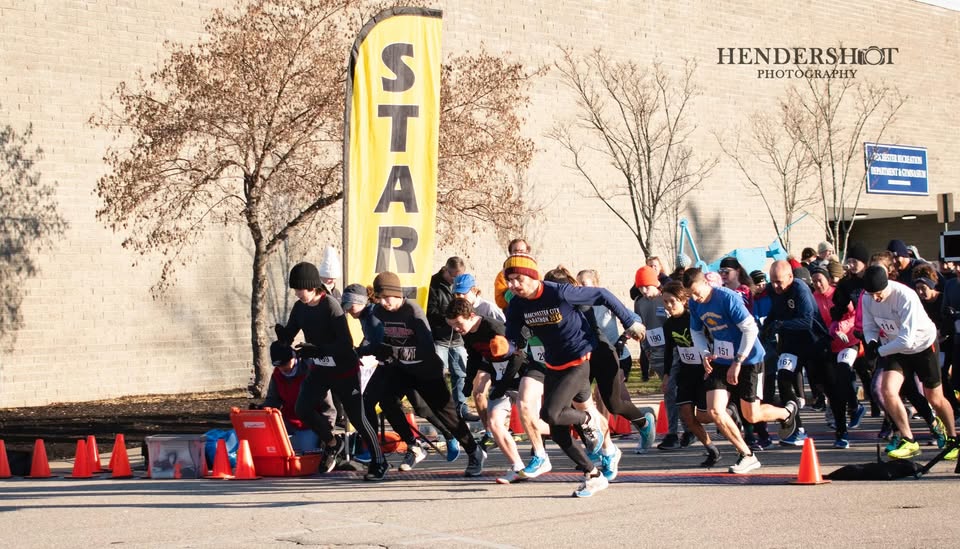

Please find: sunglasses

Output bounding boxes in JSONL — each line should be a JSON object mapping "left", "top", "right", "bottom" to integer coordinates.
{"left": 718, "top": 268, "right": 734, "bottom": 275}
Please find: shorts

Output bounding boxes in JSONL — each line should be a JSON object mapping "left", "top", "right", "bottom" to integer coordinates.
{"left": 487, "top": 390, "right": 519, "bottom": 416}
{"left": 675, "top": 363, "right": 707, "bottom": 411}
{"left": 883, "top": 346, "right": 941, "bottom": 389}
{"left": 704, "top": 362, "right": 764, "bottom": 403}
{"left": 520, "top": 360, "right": 546, "bottom": 383}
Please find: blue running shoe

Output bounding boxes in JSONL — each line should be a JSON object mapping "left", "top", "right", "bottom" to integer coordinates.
{"left": 635, "top": 412, "right": 656, "bottom": 454}
{"left": 572, "top": 472, "right": 609, "bottom": 498}
{"left": 833, "top": 434, "right": 850, "bottom": 449}
{"left": 848, "top": 404, "right": 866, "bottom": 430}
{"left": 353, "top": 448, "right": 372, "bottom": 464}
{"left": 600, "top": 447, "right": 622, "bottom": 481}
{"left": 885, "top": 435, "right": 901, "bottom": 454}
{"left": 779, "top": 428, "right": 807, "bottom": 447}
{"left": 519, "top": 454, "right": 552, "bottom": 479}
{"left": 446, "top": 437, "right": 461, "bottom": 462}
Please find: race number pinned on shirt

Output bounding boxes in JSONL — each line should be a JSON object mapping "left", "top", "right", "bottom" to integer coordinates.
{"left": 645, "top": 327, "right": 666, "bottom": 347}
{"left": 678, "top": 346, "right": 701, "bottom": 365}
{"left": 358, "top": 355, "right": 378, "bottom": 393}
{"left": 529, "top": 345, "right": 546, "bottom": 364}
{"left": 492, "top": 360, "right": 509, "bottom": 380}
{"left": 313, "top": 356, "right": 336, "bottom": 367}
{"left": 875, "top": 317, "right": 898, "bottom": 341}
{"left": 837, "top": 348, "right": 857, "bottom": 366}
{"left": 714, "top": 340, "right": 735, "bottom": 360}
{"left": 777, "top": 352, "right": 798, "bottom": 372}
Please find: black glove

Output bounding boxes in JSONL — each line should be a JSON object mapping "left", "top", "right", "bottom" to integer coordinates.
{"left": 852, "top": 330, "right": 864, "bottom": 341}
{"left": 629, "top": 285, "right": 640, "bottom": 301}
{"left": 865, "top": 340, "right": 881, "bottom": 360}
{"left": 295, "top": 342, "right": 322, "bottom": 358}
{"left": 372, "top": 343, "right": 394, "bottom": 362}
{"left": 274, "top": 323, "right": 294, "bottom": 344}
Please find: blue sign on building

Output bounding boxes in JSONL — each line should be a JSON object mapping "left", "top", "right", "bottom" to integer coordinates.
{"left": 864, "top": 143, "right": 928, "bottom": 196}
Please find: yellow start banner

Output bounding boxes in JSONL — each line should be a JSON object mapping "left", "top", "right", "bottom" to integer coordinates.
{"left": 343, "top": 7, "right": 442, "bottom": 311}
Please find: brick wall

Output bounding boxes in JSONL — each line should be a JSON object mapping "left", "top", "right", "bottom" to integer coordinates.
{"left": 1, "top": 0, "right": 957, "bottom": 406}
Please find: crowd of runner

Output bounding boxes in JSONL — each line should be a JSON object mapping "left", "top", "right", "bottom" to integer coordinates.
{"left": 266, "top": 237, "right": 960, "bottom": 497}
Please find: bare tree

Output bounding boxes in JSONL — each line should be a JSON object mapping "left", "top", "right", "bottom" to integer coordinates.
{"left": 91, "top": 0, "right": 541, "bottom": 395}
{"left": 715, "top": 112, "right": 819, "bottom": 252}
{"left": 550, "top": 48, "right": 716, "bottom": 257}
{"left": 0, "top": 116, "right": 68, "bottom": 350}
{"left": 781, "top": 68, "right": 905, "bottom": 258}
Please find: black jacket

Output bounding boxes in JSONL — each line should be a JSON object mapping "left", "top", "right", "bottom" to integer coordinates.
{"left": 427, "top": 269, "right": 463, "bottom": 346}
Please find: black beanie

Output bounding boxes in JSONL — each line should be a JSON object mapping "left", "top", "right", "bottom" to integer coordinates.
{"left": 862, "top": 265, "right": 889, "bottom": 293}
{"left": 289, "top": 262, "right": 322, "bottom": 290}
{"left": 846, "top": 242, "right": 870, "bottom": 265}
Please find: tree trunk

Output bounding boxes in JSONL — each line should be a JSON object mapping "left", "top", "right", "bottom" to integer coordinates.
{"left": 249, "top": 244, "right": 271, "bottom": 398}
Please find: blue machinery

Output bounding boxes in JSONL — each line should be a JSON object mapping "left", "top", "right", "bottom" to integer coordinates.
{"left": 676, "top": 214, "right": 808, "bottom": 274}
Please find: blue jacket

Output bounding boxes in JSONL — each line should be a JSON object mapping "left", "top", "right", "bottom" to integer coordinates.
{"left": 767, "top": 280, "right": 830, "bottom": 355}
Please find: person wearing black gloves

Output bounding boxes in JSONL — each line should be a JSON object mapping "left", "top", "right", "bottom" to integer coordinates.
{"left": 445, "top": 297, "right": 527, "bottom": 484}
{"left": 274, "top": 262, "right": 387, "bottom": 480}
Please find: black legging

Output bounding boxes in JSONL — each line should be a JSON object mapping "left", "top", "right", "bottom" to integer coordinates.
{"left": 295, "top": 367, "right": 384, "bottom": 467}
{"left": 364, "top": 360, "right": 478, "bottom": 453}
{"left": 824, "top": 357, "right": 859, "bottom": 435}
{"left": 591, "top": 342, "right": 646, "bottom": 429}
{"left": 542, "top": 362, "right": 593, "bottom": 472}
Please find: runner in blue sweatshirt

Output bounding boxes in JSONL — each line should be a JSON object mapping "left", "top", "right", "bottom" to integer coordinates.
{"left": 502, "top": 254, "right": 645, "bottom": 497}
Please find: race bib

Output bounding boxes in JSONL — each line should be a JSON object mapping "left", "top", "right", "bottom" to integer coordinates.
{"left": 358, "top": 356, "right": 378, "bottom": 393}
{"left": 777, "top": 352, "right": 798, "bottom": 372}
{"left": 492, "top": 360, "right": 509, "bottom": 380}
{"left": 645, "top": 327, "right": 666, "bottom": 347}
{"left": 837, "top": 348, "right": 857, "bottom": 366}
{"left": 876, "top": 317, "right": 898, "bottom": 339}
{"left": 678, "top": 346, "right": 701, "bottom": 365}
{"left": 313, "top": 356, "right": 336, "bottom": 368}
{"left": 529, "top": 345, "right": 546, "bottom": 364}
{"left": 714, "top": 340, "right": 735, "bottom": 360}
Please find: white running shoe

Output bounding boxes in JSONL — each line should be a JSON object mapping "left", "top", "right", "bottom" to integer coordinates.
{"left": 398, "top": 444, "right": 426, "bottom": 472}
{"left": 728, "top": 452, "right": 761, "bottom": 474}
{"left": 573, "top": 472, "right": 609, "bottom": 497}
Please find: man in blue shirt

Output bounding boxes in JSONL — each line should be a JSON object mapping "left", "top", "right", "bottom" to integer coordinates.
{"left": 682, "top": 268, "right": 800, "bottom": 474}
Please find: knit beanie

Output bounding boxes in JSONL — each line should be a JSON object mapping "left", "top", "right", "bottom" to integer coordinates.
{"left": 863, "top": 265, "right": 889, "bottom": 293}
{"left": 270, "top": 341, "right": 296, "bottom": 366}
{"left": 373, "top": 271, "right": 403, "bottom": 298}
{"left": 289, "top": 262, "right": 322, "bottom": 290}
{"left": 676, "top": 253, "right": 692, "bottom": 270}
{"left": 793, "top": 266, "right": 813, "bottom": 286}
{"left": 719, "top": 257, "right": 741, "bottom": 270}
{"left": 341, "top": 283, "right": 369, "bottom": 308}
{"left": 634, "top": 266, "right": 659, "bottom": 288}
{"left": 503, "top": 254, "right": 539, "bottom": 280}
{"left": 887, "top": 239, "right": 910, "bottom": 259}
{"left": 809, "top": 265, "right": 829, "bottom": 280}
{"left": 846, "top": 242, "right": 870, "bottom": 265}
{"left": 749, "top": 270, "right": 767, "bottom": 284}
{"left": 817, "top": 241, "right": 834, "bottom": 255}
{"left": 827, "top": 259, "right": 844, "bottom": 280}
{"left": 317, "top": 246, "right": 342, "bottom": 279}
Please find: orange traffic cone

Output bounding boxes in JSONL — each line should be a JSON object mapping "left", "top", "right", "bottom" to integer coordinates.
{"left": 86, "top": 435, "right": 103, "bottom": 473}
{"left": 230, "top": 439, "right": 260, "bottom": 480}
{"left": 67, "top": 439, "right": 93, "bottom": 479}
{"left": 791, "top": 437, "right": 831, "bottom": 485}
{"left": 109, "top": 434, "right": 134, "bottom": 479}
{"left": 26, "top": 439, "right": 54, "bottom": 478}
{"left": 509, "top": 405, "right": 524, "bottom": 434}
{"left": 655, "top": 400, "right": 669, "bottom": 436}
{"left": 608, "top": 414, "right": 633, "bottom": 436}
{"left": 0, "top": 440, "right": 12, "bottom": 479}
{"left": 173, "top": 462, "right": 182, "bottom": 479}
{"left": 205, "top": 438, "right": 234, "bottom": 479}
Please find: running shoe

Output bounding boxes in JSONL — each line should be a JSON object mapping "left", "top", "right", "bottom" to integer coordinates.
{"left": 930, "top": 416, "right": 947, "bottom": 449}
{"left": 398, "top": 444, "right": 426, "bottom": 471}
{"left": 479, "top": 432, "right": 496, "bottom": 451}
{"left": 600, "top": 446, "right": 622, "bottom": 481}
{"left": 572, "top": 472, "right": 609, "bottom": 497}
{"left": 635, "top": 412, "right": 656, "bottom": 454}
{"left": 446, "top": 437, "right": 461, "bottom": 462}
{"left": 464, "top": 446, "right": 487, "bottom": 477}
{"left": 848, "top": 404, "right": 866, "bottom": 430}
{"left": 833, "top": 433, "right": 850, "bottom": 449}
{"left": 321, "top": 435, "right": 345, "bottom": 473}
{"left": 825, "top": 407, "right": 836, "bottom": 430}
{"left": 887, "top": 438, "right": 921, "bottom": 459}
{"left": 885, "top": 435, "right": 900, "bottom": 453}
{"left": 520, "top": 454, "right": 552, "bottom": 479}
{"left": 700, "top": 445, "right": 721, "bottom": 467}
{"left": 755, "top": 436, "right": 773, "bottom": 451}
{"left": 728, "top": 452, "right": 761, "bottom": 474}
{"left": 581, "top": 412, "right": 605, "bottom": 460}
{"left": 363, "top": 461, "right": 390, "bottom": 481}
{"left": 353, "top": 448, "right": 372, "bottom": 464}
{"left": 945, "top": 437, "right": 958, "bottom": 461}
{"left": 798, "top": 397, "right": 806, "bottom": 409}
{"left": 811, "top": 395, "right": 827, "bottom": 412}
{"left": 495, "top": 468, "right": 526, "bottom": 484}
{"left": 778, "top": 400, "right": 800, "bottom": 440}
{"left": 779, "top": 427, "right": 807, "bottom": 447}
{"left": 680, "top": 431, "right": 696, "bottom": 448}
{"left": 657, "top": 434, "right": 681, "bottom": 451}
